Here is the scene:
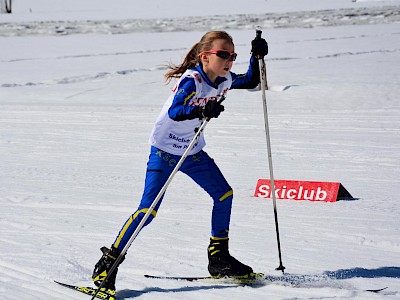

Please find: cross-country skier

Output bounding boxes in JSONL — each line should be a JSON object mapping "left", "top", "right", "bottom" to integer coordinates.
{"left": 92, "top": 30, "right": 269, "bottom": 291}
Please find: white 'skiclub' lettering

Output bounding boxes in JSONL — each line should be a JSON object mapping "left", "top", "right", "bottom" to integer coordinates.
{"left": 257, "top": 184, "right": 328, "bottom": 201}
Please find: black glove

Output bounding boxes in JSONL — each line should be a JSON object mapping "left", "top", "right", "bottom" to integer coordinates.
{"left": 201, "top": 100, "right": 224, "bottom": 119}
{"left": 251, "top": 37, "right": 269, "bottom": 58}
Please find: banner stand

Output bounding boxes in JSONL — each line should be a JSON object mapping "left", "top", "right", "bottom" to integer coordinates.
{"left": 337, "top": 183, "right": 356, "bottom": 201}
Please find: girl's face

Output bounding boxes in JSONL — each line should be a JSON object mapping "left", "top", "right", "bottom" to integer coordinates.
{"left": 200, "top": 39, "right": 235, "bottom": 83}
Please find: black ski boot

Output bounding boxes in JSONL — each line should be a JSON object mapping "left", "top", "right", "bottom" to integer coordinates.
{"left": 208, "top": 238, "right": 253, "bottom": 278}
{"left": 92, "top": 246, "right": 125, "bottom": 290}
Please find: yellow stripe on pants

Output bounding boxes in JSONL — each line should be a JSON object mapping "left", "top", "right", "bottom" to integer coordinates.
{"left": 114, "top": 208, "right": 157, "bottom": 248}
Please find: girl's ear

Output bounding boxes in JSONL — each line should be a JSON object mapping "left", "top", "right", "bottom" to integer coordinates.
{"left": 199, "top": 52, "right": 209, "bottom": 65}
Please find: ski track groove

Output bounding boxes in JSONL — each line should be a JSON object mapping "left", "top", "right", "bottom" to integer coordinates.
{"left": 0, "top": 6, "right": 399, "bottom": 37}
{"left": 1, "top": 30, "right": 398, "bottom": 64}
{"left": 1, "top": 47, "right": 187, "bottom": 63}
{"left": 1, "top": 48, "right": 399, "bottom": 88}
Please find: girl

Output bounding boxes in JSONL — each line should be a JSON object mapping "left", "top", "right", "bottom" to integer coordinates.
{"left": 92, "top": 31, "right": 268, "bottom": 290}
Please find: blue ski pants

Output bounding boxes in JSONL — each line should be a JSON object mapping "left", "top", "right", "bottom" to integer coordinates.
{"left": 113, "top": 146, "right": 233, "bottom": 251}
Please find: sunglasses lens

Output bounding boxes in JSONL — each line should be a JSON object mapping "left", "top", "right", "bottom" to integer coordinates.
{"left": 216, "top": 50, "right": 231, "bottom": 60}
{"left": 204, "top": 50, "right": 237, "bottom": 61}
{"left": 217, "top": 51, "right": 236, "bottom": 61}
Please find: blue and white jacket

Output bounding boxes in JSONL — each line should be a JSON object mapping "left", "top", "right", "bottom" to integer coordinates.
{"left": 149, "top": 56, "right": 260, "bottom": 156}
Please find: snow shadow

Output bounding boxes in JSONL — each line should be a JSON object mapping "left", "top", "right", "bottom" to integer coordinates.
{"left": 268, "top": 85, "right": 297, "bottom": 92}
{"left": 264, "top": 266, "right": 400, "bottom": 287}
{"left": 116, "top": 284, "right": 235, "bottom": 299}
{"left": 324, "top": 266, "right": 400, "bottom": 279}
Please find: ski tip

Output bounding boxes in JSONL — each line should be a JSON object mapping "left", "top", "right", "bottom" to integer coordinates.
{"left": 54, "top": 280, "right": 117, "bottom": 300}
{"left": 54, "top": 280, "right": 71, "bottom": 287}
{"left": 366, "top": 286, "right": 388, "bottom": 293}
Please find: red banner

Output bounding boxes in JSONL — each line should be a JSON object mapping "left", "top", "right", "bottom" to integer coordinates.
{"left": 254, "top": 179, "right": 343, "bottom": 202}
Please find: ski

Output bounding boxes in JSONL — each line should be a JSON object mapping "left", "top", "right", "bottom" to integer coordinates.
{"left": 54, "top": 280, "right": 116, "bottom": 300}
{"left": 144, "top": 274, "right": 388, "bottom": 292}
{"left": 144, "top": 272, "right": 267, "bottom": 286}
{"left": 145, "top": 274, "right": 211, "bottom": 281}
{"left": 366, "top": 287, "right": 388, "bottom": 293}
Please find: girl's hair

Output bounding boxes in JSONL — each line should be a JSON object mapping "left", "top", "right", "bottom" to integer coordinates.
{"left": 165, "top": 31, "right": 234, "bottom": 83}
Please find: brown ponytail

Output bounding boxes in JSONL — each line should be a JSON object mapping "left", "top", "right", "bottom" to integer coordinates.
{"left": 165, "top": 31, "right": 234, "bottom": 83}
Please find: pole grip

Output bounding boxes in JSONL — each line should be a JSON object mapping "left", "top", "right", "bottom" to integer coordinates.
{"left": 205, "top": 94, "right": 225, "bottom": 122}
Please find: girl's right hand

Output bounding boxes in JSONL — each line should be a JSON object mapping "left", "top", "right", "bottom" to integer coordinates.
{"left": 202, "top": 100, "right": 225, "bottom": 118}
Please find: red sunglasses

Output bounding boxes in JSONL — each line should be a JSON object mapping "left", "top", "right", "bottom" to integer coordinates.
{"left": 200, "top": 49, "right": 237, "bottom": 61}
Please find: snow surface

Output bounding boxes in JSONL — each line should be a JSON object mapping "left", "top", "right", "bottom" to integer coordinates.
{"left": 1, "top": 0, "right": 400, "bottom": 299}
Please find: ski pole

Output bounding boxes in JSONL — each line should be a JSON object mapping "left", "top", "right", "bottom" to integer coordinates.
{"left": 255, "top": 27, "right": 285, "bottom": 273}
{"left": 91, "top": 95, "right": 226, "bottom": 299}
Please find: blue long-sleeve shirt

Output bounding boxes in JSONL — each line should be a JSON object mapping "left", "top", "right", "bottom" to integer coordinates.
{"left": 168, "top": 56, "right": 260, "bottom": 121}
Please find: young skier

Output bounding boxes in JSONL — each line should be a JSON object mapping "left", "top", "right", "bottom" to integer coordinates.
{"left": 92, "top": 30, "right": 269, "bottom": 290}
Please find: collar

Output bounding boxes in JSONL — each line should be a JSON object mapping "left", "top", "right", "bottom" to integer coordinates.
{"left": 195, "top": 65, "right": 227, "bottom": 89}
